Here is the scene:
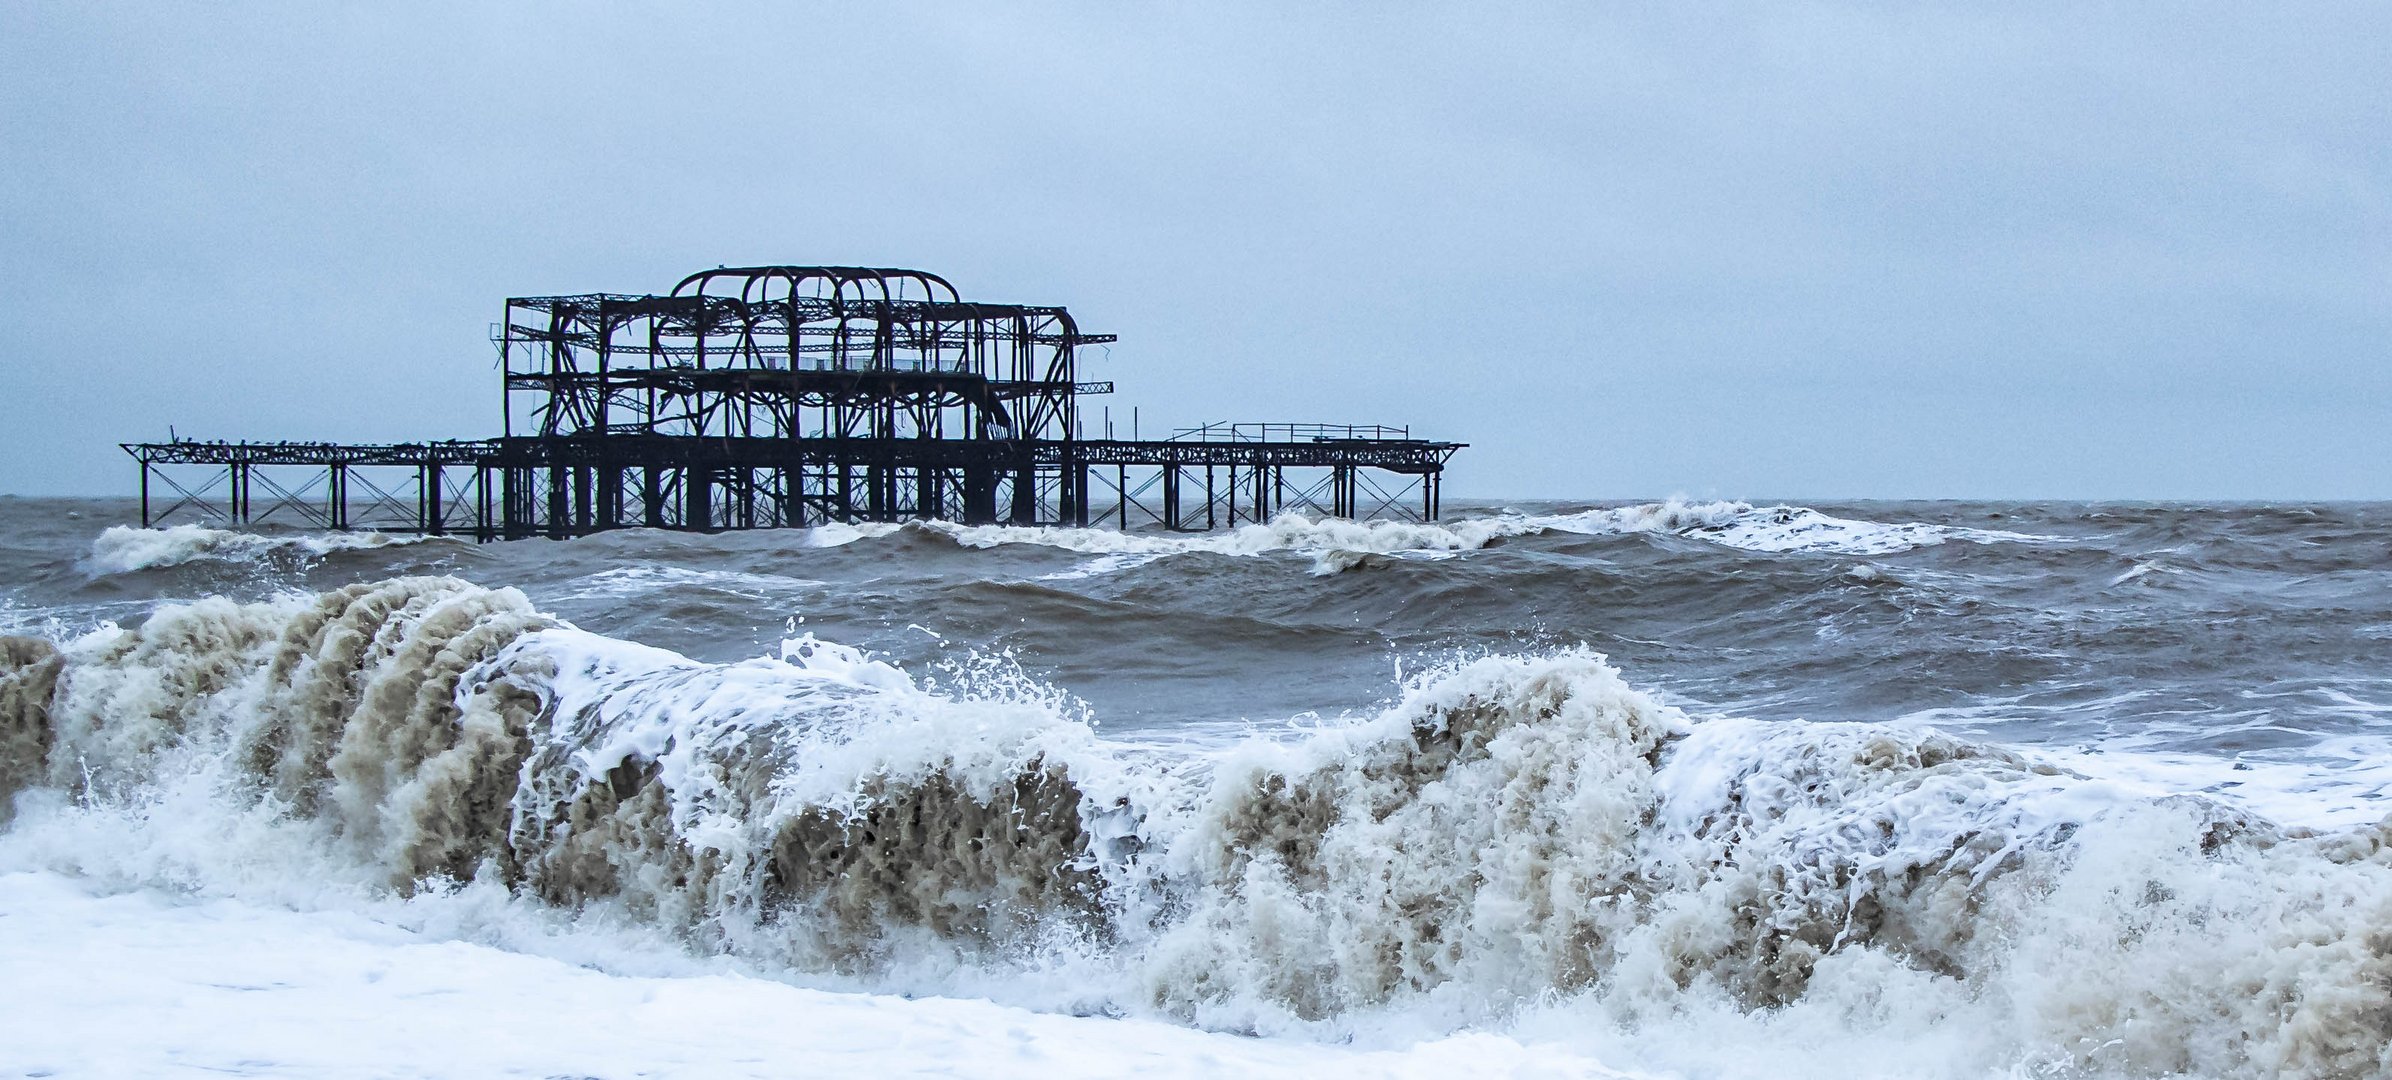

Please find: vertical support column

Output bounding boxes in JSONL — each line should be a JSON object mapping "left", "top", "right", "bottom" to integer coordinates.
{"left": 138, "top": 460, "right": 151, "bottom": 526}
{"left": 1205, "top": 465, "right": 1216, "bottom": 531}
{"left": 1255, "top": 462, "right": 1269, "bottom": 524}
{"left": 1162, "top": 466, "right": 1180, "bottom": 531}
{"left": 424, "top": 461, "right": 445, "bottom": 535}
{"left": 963, "top": 463, "right": 996, "bottom": 525}
{"left": 643, "top": 467, "right": 664, "bottom": 528}
{"left": 573, "top": 466, "right": 593, "bottom": 532}
{"left": 1010, "top": 459, "right": 1038, "bottom": 526}
{"left": 477, "top": 463, "right": 494, "bottom": 541}
{"left": 685, "top": 467, "right": 713, "bottom": 531}
{"left": 599, "top": 466, "right": 622, "bottom": 529}
{"left": 232, "top": 461, "right": 251, "bottom": 524}
{"left": 1074, "top": 461, "right": 1090, "bottom": 527}
{"left": 504, "top": 466, "right": 532, "bottom": 539}
{"left": 546, "top": 464, "right": 569, "bottom": 539}
{"left": 1117, "top": 465, "right": 1128, "bottom": 529}
{"left": 329, "top": 463, "right": 349, "bottom": 530}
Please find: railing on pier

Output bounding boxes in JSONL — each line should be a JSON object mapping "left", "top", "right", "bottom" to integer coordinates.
{"left": 1167, "top": 422, "right": 1417, "bottom": 443}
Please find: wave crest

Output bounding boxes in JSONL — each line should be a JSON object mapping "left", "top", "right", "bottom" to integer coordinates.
{"left": 5, "top": 579, "right": 2389, "bottom": 1076}
{"left": 87, "top": 524, "right": 439, "bottom": 574}
{"left": 918, "top": 500, "right": 2054, "bottom": 572}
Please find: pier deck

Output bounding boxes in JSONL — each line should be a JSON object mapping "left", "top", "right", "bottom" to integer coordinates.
{"left": 127, "top": 266, "right": 1463, "bottom": 538}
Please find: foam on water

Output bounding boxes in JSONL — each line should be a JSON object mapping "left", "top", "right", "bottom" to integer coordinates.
{"left": 1890, "top": 695, "right": 2392, "bottom": 831}
{"left": 0, "top": 873, "right": 1639, "bottom": 1080}
{"left": 3, "top": 578, "right": 2388, "bottom": 1077}
{"left": 925, "top": 499, "right": 2056, "bottom": 576}
{"left": 81, "top": 502, "right": 2049, "bottom": 587}
{"left": 543, "top": 564, "right": 830, "bottom": 604}
{"left": 87, "top": 523, "right": 445, "bottom": 574}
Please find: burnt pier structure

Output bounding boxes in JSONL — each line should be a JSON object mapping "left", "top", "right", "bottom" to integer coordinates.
{"left": 128, "top": 266, "right": 1463, "bottom": 539}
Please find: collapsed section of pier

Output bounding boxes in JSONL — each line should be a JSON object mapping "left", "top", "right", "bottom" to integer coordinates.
{"left": 126, "top": 266, "right": 1464, "bottom": 539}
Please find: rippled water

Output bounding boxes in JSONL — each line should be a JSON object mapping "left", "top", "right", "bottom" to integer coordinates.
{"left": 4, "top": 495, "right": 2390, "bottom": 1077}
{"left": 12, "top": 497, "right": 2389, "bottom": 821}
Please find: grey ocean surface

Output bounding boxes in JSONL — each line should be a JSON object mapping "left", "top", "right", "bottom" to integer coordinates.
{"left": 10, "top": 494, "right": 2392, "bottom": 1078}
{"left": 9, "top": 496, "right": 2389, "bottom": 798}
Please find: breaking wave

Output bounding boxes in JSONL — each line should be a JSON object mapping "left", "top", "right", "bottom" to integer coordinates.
{"left": 3, "top": 579, "right": 2387, "bottom": 1077}
{"left": 85, "top": 502, "right": 2049, "bottom": 583}
{"left": 914, "top": 500, "right": 2053, "bottom": 575}
{"left": 87, "top": 524, "right": 443, "bottom": 574}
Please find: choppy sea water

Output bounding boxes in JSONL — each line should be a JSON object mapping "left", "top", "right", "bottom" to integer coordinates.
{"left": 3, "top": 495, "right": 2389, "bottom": 1078}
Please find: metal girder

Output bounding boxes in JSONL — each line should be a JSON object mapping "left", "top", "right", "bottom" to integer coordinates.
{"left": 132, "top": 264, "right": 1464, "bottom": 539}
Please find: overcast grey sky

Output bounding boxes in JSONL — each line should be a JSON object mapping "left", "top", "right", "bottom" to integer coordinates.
{"left": 3, "top": 3, "right": 2386, "bottom": 499}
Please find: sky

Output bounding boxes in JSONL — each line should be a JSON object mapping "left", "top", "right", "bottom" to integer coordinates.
{"left": 2, "top": 2, "right": 2386, "bottom": 500}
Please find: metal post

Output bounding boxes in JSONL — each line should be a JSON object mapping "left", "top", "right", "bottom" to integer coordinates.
{"left": 686, "top": 467, "right": 712, "bottom": 530}
{"left": 546, "top": 464, "right": 568, "bottom": 539}
{"left": 1073, "top": 462, "right": 1090, "bottom": 527}
{"left": 425, "top": 461, "right": 444, "bottom": 535}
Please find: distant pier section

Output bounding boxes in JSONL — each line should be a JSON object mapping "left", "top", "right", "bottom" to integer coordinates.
{"left": 126, "top": 266, "right": 1464, "bottom": 539}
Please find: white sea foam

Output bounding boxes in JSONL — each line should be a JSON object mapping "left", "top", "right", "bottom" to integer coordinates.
{"left": 87, "top": 523, "right": 442, "bottom": 574}
{"left": 0, "top": 873, "right": 1638, "bottom": 1079}
{"left": 791, "top": 521, "right": 908, "bottom": 548}
{"left": 543, "top": 564, "right": 828, "bottom": 604}
{"left": 2109, "top": 559, "right": 2188, "bottom": 586}
{"left": 87, "top": 502, "right": 2039, "bottom": 583}
{"left": 1890, "top": 696, "right": 2392, "bottom": 831}
{"left": 3, "top": 580, "right": 2388, "bottom": 1077}
{"left": 2027, "top": 739, "right": 2392, "bottom": 831}
{"left": 910, "top": 500, "right": 2056, "bottom": 576}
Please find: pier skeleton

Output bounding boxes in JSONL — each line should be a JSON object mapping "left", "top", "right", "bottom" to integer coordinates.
{"left": 127, "top": 266, "right": 1463, "bottom": 539}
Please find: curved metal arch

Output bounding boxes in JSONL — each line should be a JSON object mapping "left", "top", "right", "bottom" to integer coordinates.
{"left": 671, "top": 266, "right": 961, "bottom": 305}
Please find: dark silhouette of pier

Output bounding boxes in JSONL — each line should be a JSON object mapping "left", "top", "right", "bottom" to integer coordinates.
{"left": 126, "top": 266, "right": 1463, "bottom": 539}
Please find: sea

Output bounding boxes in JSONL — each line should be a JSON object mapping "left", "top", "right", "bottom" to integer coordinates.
{"left": 2, "top": 495, "right": 2388, "bottom": 1078}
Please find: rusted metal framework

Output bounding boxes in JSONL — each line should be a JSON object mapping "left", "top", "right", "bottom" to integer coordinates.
{"left": 124, "top": 441, "right": 498, "bottom": 533}
{"left": 494, "top": 266, "right": 1113, "bottom": 532}
{"left": 126, "top": 266, "right": 1464, "bottom": 538}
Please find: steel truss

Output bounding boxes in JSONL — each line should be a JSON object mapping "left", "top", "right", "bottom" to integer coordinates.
{"left": 126, "top": 266, "right": 1464, "bottom": 538}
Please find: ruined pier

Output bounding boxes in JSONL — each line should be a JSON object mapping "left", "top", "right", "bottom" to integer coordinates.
{"left": 127, "top": 266, "right": 1463, "bottom": 538}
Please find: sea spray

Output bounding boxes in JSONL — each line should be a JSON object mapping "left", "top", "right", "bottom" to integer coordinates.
{"left": 496, "top": 625, "right": 1112, "bottom": 963}
{"left": 0, "top": 636, "right": 62, "bottom": 816}
{"left": 86, "top": 523, "right": 442, "bottom": 574}
{"left": 913, "top": 500, "right": 2052, "bottom": 566}
{"left": 3, "top": 577, "right": 2389, "bottom": 1077}
{"left": 1127, "top": 651, "right": 1682, "bottom": 1027}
